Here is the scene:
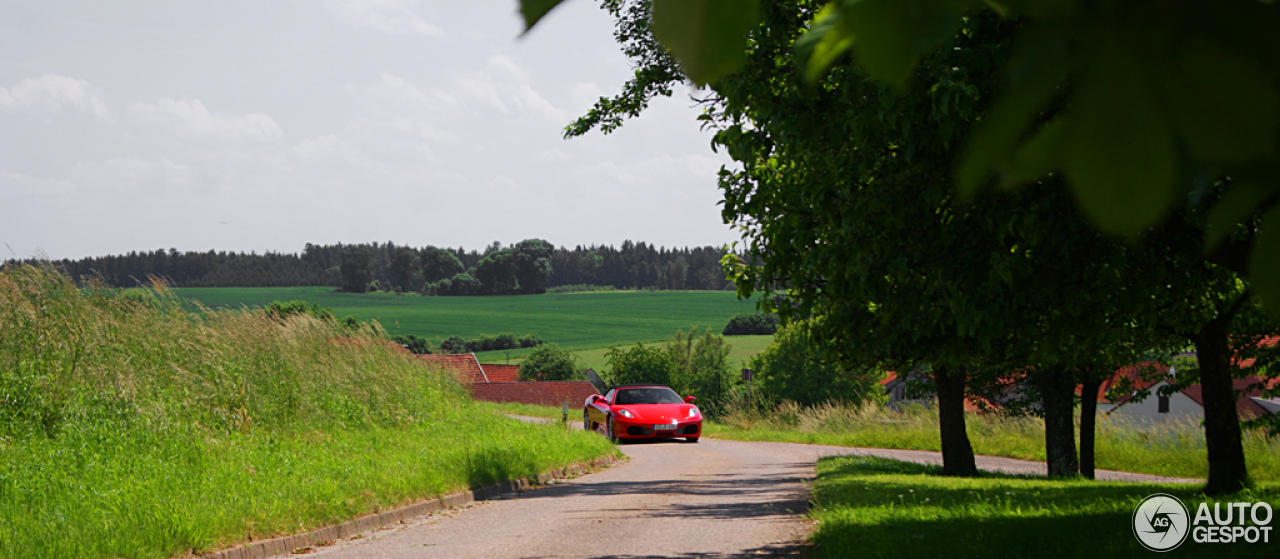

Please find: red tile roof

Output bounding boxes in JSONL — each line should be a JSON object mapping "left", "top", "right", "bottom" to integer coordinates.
{"left": 417, "top": 353, "right": 486, "bottom": 383}
{"left": 480, "top": 364, "right": 522, "bottom": 383}
{"left": 1179, "top": 376, "right": 1280, "bottom": 419}
{"left": 470, "top": 381, "right": 600, "bottom": 407}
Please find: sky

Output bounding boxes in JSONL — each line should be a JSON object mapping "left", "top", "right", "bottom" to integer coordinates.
{"left": 0, "top": 0, "right": 738, "bottom": 260}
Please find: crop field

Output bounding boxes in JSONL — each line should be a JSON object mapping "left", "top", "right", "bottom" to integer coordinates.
{"left": 172, "top": 287, "right": 764, "bottom": 353}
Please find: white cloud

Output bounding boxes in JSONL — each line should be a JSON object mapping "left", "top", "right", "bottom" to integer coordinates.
{"left": 0, "top": 74, "right": 113, "bottom": 122}
{"left": 100, "top": 157, "right": 191, "bottom": 189}
{"left": 128, "top": 99, "right": 283, "bottom": 143}
{"left": 327, "top": 0, "right": 441, "bottom": 35}
{"left": 0, "top": 170, "right": 78, "bottom": 194}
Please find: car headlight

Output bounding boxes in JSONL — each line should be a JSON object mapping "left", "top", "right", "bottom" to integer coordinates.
{"left": 688, "top": 406, "right": 700, "bottom": 418}
{"left": 617, "top": 409, "right": 634, "bottom": 419}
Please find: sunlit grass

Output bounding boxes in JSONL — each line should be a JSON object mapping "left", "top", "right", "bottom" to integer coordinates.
{"left": 708, "top": 401, "right": 1280, "bottom": 481}
{"left": 809, "top": 455, "right": 1278, "bottom": 558}
{"left": 0, "top": 265, "right": 615, "bottom": 559}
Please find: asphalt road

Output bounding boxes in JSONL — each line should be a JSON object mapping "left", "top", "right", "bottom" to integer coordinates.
{"left": 298, "top": 430, "right": 1194, "bottom": 559}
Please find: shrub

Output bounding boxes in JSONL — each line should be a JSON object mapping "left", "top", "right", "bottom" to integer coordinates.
{"left": 722, "top": 312, "right": 779, "bottom": 336}
{"left": 665, "top": 328, "right": 735, "bottom": 417}
{"left": 266, "top": 300, "right": 334, "bottom": 322}
{"left": 604, "top": 343, "right": 678, "bottom": 388}
{"left": 439, "top": 336, "right": 467, "bottom": 354}
{"left": 392, "top": 334, "right": 432, "bottom": 354}
{"left": 747, "top": 322, "right": 884, "bottom": 408}
{"left": 519, "top": 344, "right": 580, "bottom": 381}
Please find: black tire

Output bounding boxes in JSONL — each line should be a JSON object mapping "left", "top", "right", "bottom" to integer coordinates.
{"left": 583, "top": 410, "right": 591, "bottom": 432}
{"left": 686, "top": 437, "right": 699, "bottom": 443}
{"left": 606, "top": 416, "right": 619, "bottom": 443}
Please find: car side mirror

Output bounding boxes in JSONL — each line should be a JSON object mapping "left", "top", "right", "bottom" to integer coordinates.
{"left": 684, "top": 395, "right": 696, "bottom": 404}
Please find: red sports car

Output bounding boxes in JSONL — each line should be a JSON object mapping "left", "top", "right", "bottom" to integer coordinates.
{"left": 584, "top": 384, "right": 702, "bottom": 443}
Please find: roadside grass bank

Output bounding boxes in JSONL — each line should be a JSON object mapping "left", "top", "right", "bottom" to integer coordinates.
{"left": 809, "top": 456, "right": 1278, "bottom": 559}
{"left": 0, "top": 266, "right": 614, "bottom": 559}
{"left": 707, "top": 402, "right": 1280, "bottom": 482}
{"left": 473, "top": 401, "right": 568, "bottom": 420}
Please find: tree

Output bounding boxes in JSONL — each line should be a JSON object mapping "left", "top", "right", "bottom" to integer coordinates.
{"left": 512, "top": 239, "right": 555, "bottom": 294}
{"left": 524, "top": 0, "right": 1280, "bottom": 313}
{"left": 389, "top": 248, "right": 420, "bottom": 293}
{"left": 420, "top": 246, "right": 465, "bottom": 285}
{"left": 473, "top": 249, "right": 519, "bottom": 294}
{"left": 339, "top": 245, "right": 375, "bottom": 293}
{"left": 722, "top": 312, "right": 778, "bottom": 336}
{"left": 519, "top": 344, "right": 580, "bottom": 381}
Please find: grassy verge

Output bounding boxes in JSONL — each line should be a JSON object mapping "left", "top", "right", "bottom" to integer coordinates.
{"left": 0, "top": 266, "right": 615, "bottom": 559}
{"left": 707, "top": 402, "right": 1280, "bottom": 482}
{"left": 809, "top": 456, "right": 1277, "bottom": 558}
{"left": 472, "top": 401, "right": 567, "bottom": 420}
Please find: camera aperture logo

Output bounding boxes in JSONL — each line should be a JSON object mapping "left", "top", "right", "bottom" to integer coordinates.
{"left": 1133, "top": 493, "right": 1274, "bottom": 551}
{"left": 1133, "top": 494, "right": 1189, "bottom": 551}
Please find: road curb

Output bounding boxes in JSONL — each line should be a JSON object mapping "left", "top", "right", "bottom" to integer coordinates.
{"left": 198, "top": 453, "right": 622, "bottom": 559}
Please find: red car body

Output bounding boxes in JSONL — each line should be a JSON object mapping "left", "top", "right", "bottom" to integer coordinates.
{"left": 584, "top": 384, "right": 702, "bottom": 443}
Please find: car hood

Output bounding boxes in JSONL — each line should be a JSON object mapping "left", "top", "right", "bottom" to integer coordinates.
{"left": 616, "top": 403, "right": 695, "bottom": 422}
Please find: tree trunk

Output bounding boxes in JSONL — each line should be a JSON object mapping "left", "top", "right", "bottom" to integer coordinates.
{"left": 1192, "top": 317, "right": 1250, "bottom": 495}
{"left": 1036, "top": 365, "right": 1078, "bottom": 477}
{"left": 934, "top": 365, "right": 977, "bottom": 476}
{"left": 1078, "top": 371, "right": 1102, "bottom": 480}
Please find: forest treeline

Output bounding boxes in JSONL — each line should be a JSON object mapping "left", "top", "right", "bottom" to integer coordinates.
{"left": 24, "top": 240, "right": 735, "bottom": 292}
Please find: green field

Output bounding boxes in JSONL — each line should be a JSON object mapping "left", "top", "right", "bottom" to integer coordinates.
{"left": 173, "top": 287, "right": 767, "bottom": 356}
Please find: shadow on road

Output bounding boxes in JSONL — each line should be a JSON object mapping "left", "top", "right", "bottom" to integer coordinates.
{"left": 583, "top": 541, "right": 808, "bottom": 559}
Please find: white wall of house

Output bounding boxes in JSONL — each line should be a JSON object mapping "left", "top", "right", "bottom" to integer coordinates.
{"left": 1103, "top": 381, "right": 1202, "bottom": 425}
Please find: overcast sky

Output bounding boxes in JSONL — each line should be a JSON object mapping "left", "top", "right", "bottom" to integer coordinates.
{"left": 0, "top": 0, "right": 737, "bottom": 260}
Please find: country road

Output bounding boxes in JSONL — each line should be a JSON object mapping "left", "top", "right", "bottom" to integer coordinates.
{"left": 296, "top": 429, "right": 1195, "bottom": 559}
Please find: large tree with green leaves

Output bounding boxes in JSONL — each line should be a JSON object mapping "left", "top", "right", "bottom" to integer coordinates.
{"left": 526, "top": 0, "right": 1280, "bottom": 312}
{"left": 533, "top": 0, "right": 1278, "bottom": 491}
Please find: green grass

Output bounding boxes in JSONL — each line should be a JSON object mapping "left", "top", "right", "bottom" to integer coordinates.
{"left": 809, "top": 455, "right": 1278, "bottom": 558}
{"left": 0, "top": 267, "right": 615, "bottom": 559}
{"left": 475, "top": 334, "right": 775, "bottom": 372}
{"left": 472, "top": 401, "right": 568, "bottom": 420}
{"left": 708, "top": 402, "right": 1280, "bottom": 482}
{"left": 171, "top": 287, "right": 760, "bottom": 352}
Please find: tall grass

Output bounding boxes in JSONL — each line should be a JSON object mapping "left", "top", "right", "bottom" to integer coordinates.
{"left": 0, "top": 265, "right": 614, "bottom": 559}
{"left": 710, "top": 401, "right": 1280, "bottom": 481}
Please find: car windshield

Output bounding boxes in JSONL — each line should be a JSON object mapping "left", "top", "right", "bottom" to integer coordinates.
{"left": 615, "top": 387, "right": 683, "bottom": 405}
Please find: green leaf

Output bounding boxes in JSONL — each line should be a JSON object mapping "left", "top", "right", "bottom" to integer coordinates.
{"left": 1062, "top": 39, "right": 1178, "bottom": 237}
{"left": 1249, "top": 206, "right": 1280, "bottom": 316}
{"left": 1158, "top": 40, "right": 1280, "bottom": 165}
{"left": 519, "top": 0, "right": 567, "bottom": 33}
{"left": 1205, "top": 181, "right": 1276, "bottom": 251}
{"left": 996, "top": 116, "right": 1067, "bottom": 187}
{"left": 955, "top": 31, "right": 1067, "bottom": 195}
{"left": 651, "top": 0, "right": 761, "bottom": 87}
{"left": 795, "top": 3, "right": 857, "bottom": 83}
{"left": 839, "top": 0, "right": 972, "bottom": 89}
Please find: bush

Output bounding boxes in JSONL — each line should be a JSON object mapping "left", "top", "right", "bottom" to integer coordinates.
{"left": 747, "top": 322, "right": 884, "bottom": 408}
{"left": 722, "top": 312, "right": 779, "bottom": 336}
{"left": 518, "top": 344, "right": 580, "bottom": 381}
{"left": 265, "top": 300, "right": 334, "bottom": 322}
{"left": 438, "top": 336, "right": 467, "bottom": 354}
{"left": 665, "top": 328, "right": 735, "bottom": 417}
{"left": 392, "top": 334, "right": 432, "bottom": 354}
{"left": 604, "top": 343, "right": 679, "bottom": 388}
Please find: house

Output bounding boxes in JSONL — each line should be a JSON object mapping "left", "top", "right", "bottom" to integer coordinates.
{"left": 1101, "top": 356, "right": 1280, "bottom": 424}
{"left": 417, "top": 353, "right": 598, "bottom": 407}
{"left": 881, "top": 370, "right": 999, "bottom": 412}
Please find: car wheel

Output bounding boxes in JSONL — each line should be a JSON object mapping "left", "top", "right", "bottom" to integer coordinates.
{"left": 686, "top": 437, "right": 699, "bottom": 443}
{"left": 583, "top": 410, "right": 591, "bottom": 432}
{"left": 606, "top": 416, "right": 619, "bottom": 443}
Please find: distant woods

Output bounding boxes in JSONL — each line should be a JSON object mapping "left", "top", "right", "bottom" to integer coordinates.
{"left": 30, "top": 240, "right": 735, "bottom": 294}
